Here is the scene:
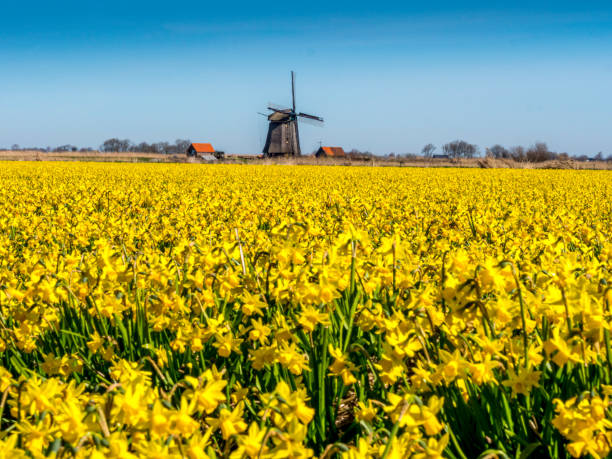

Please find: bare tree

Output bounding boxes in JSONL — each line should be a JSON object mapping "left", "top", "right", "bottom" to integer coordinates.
{"left": 131, "top": 142, "right": 153, "bottom": 153}
{"left": 118, "top": 139, "right": 132, "bottom": 152}
{"left": 442, "top": 140, "right": 479, "bottom": 158}
{"left": 421, "top": 143, "right": 436, "bottom": 157}
{"left": 488, "top": 144, "right": 509, "bottom": 158}
{"left": 526, "top": 142, "right": 556, "bottom": 162}
{"left": 346, "top": 149, "right": 373, "bottom": 160}
{"left": 53, "top": 144, "right": 77, "bottom": 152}
{"left": 153, "top": 142, "right": 170, "bottom": 154}
{"left": 101, "top": 138, "right": 121, "bottom": 152}
{"left": 100, "top": 138, "right": 132, "bottom": 152}
{"left": 509, "top": 146, "right": 526, "bottom": 162}
{"left": 175, "top": 139, "right": 191, "bottom": 154}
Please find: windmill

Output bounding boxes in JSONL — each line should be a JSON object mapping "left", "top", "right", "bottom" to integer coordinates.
{"left": 262, "top": 71, "right": 324, "bottom": 157}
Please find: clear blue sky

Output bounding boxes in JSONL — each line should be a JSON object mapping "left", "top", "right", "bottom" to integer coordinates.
{"left": 1, "top": 1, "right": 611, "bottom": 155}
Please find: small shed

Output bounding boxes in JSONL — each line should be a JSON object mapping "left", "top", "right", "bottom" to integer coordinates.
{"left": 432, "top": 154, "right": 450, "bottom": 159}
{"left": 315, "top": 146, "right": 346, "bottom": 158}
{"left": 187, "top": 143, "right": 216, "bottom": 160}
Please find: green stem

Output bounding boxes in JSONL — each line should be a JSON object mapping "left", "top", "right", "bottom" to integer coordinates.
{"left": 381, "top": 401, "right": 408, "bottom": 459}
{"left": 511, "top": 264, "right": 529, "bottom": 367}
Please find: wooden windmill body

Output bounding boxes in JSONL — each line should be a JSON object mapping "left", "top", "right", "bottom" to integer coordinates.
{"left": 262, "top": 72, "right": 323, "bottom": 157}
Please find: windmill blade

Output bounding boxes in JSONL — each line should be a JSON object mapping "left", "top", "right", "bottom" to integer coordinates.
{"left": 297, "top": 112, "right": 324, "bottom": 122}
{"left": 298, "top": 116, "right": 324, "bottom": 127}
{"left": 291, "top": 71, "right": 296, "bottom": 113}
{"left": 268, "top": 102, "right": 292, "bottom": 112}
{"left": 267, "top": 107, "right": 294, "bottom": 117}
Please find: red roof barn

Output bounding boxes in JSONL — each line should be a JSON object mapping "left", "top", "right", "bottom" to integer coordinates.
{"left": 187, "top": 143, "right": 216, "bottom": 158}
{"left": 315, "top": 146, "right": 346, "bottom": 158}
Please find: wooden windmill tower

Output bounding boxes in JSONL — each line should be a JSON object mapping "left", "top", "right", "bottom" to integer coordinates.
{"left": 262, "top": 71, "right": 324, "bottom": 157}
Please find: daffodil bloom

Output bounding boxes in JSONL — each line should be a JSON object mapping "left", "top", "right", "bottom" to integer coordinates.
{"left": 544, "top": 328, "right": 582, "bottom": 367}
{"left": 298, "top": 305, "right": 331, "bottom": 333}
{"left": 248, "top": 317, "right": 271, "bottom": 343}
{"left": 502, "top": 366, "right": 542, "bottom": 397}
{"left": 328, "top": 345, "right": 358, "bottom": 385}
{"left": 552, "top": 395, "right": 612, "bottom": 458}
{"left": 355, "top": 400, "right": 378, "bottom": 423}
{"left": 240, "top": 292, "right": 267, "bottom": 316}
{"left": 213, "top": 332, "right": 243, "bottom": 357}
{"left": 412, "top": 433, "right": 450, "bottom": 459}
{"left": 185, "top": 371, "right": 228, "bottom": 414}
{"left": 231, "top": 423, "right": 268, "bottom": 458}
{"left": 206, "top": 403, "right": 247, "bottom": 440}
{"left": 169, "top": 398, "right": 198, "bottom": 436}
{"left": 276, "top": 342, "right": 310, "bottom": 375}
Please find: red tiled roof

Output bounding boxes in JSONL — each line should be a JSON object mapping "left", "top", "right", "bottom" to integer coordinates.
{"left": 321, "top": 146, "right": 346, "bottom": 157}
{"left": 190, "top": 143, "right": 215, "bottom": 153}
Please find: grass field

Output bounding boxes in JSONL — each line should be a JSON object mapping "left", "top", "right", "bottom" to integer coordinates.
{"left": 0, "top": 162, "right": 611, "bottom": 457}
{"left": 0, "top": 150, "right": 183, "bottom": 163}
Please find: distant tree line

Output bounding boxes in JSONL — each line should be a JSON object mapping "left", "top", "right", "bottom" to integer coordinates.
{"left": 2, "top": 139, "right": 192, "bottom": 154}
{"left": 99, "top": 138, "right": 191, "bottom": 154}
{"left": 3, "top": 139, "right": 611, "bottom": 162}
{"left": 4, "top": 144, "right": 95, "bottom": 153}
{"left": 346, "top": 149, "right": 374, "bottom": 160}
{"left": 417, "top": 140, "right": 612, "bottom": 162}
{"left": 483, "top": 142, "right": 610, "bottom": 162}
{"left": 341, "top": 142, "right": 612, "bottom": 162}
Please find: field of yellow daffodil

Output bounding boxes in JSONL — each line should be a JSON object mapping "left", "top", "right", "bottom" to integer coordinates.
{"left": 0, "top": 162, "right": 610, "bottom": 458}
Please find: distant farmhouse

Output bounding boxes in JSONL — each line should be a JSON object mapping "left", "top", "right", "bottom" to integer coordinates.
{"left": 315, "top": 146, "right": 346, "bottom": 158}
{"left": 186, "top": 143, "right": 218, "bottom": 160}
{"left": 432, "top": 154, "right": 450, "bottom": 159}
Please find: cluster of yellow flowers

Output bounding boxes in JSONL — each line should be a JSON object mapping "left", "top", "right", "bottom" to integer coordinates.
{"left": 0, "top": 162, "right": 610, "bottom": 458}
